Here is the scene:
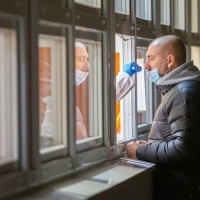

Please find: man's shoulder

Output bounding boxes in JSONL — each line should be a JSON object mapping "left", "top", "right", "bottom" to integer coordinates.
{"left": 162, "top": 80, "right": 200, "bottom": 103}
{"left": 176, "top": 80, "right": 200, "bottom": 92}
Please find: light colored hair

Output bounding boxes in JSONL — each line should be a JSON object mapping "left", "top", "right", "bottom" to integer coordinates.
{"left": 75, "top": 41, "right": 85, "bottom": 48}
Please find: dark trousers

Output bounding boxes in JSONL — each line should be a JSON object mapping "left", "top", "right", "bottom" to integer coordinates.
{"left": 153, "top": 167, "right": 200, "bottom": 200}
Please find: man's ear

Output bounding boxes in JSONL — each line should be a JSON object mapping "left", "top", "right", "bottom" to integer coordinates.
{"left": 167, "top": 54, "right": 175, "bottom": 69}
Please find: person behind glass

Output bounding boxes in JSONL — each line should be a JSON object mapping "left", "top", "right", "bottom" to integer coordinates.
{"left": 126, "top": 35, "right": 200, "bottom": 199}
{"left": 75, "top": 42, "right": 89, "bottom": 140}
{"left": 75, "top": 42, "right": 142, "bottom": 140}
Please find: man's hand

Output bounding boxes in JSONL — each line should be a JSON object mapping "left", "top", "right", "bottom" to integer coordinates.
{"left": 136, "top": 140, "right": 148, "bottom": 144}
{"left": 126, "top": 141, "right": 139, "bottom": 159}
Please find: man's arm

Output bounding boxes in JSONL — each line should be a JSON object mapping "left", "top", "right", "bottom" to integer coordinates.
{"left": 127, "top": 87, "right": 200, "bottom": 165}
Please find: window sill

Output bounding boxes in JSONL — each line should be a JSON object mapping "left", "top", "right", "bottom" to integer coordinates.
{"left": 11, "top": 158, "right": 156, "bottom": 200}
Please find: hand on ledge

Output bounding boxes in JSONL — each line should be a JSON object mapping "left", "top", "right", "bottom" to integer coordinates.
{"left": 136, "top": 140, "right": 148, "bottom": 144}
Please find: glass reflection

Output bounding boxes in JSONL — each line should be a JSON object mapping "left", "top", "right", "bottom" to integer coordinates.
{"left": 115, "top": 0, "right": 129, "bottom": 15}
{"left": 136, "top": 50, "right": 147, "bottom": 125}
{"left": 39, "top": 34, "right": 67, "bottom": 150}
{"left": 75, "top": 42, "right": 89, "bottom": 140}
{"left": 75, "top": 0, "right": 101, "bottom": 8}
{"left": 174, "top": 0, "right": 185, "bottom": 30}
{"left": 160, "top": 0, "right": 170, "bottom": 25}
{"left": 136, "top": 0, "right": 152, "bottom": 20}
{"left": 137, "top": 49, "right": 153, "bottom": 126}
{"left": 191, "top": 46, "right": 200, "bottom": 70}
{"left": 191, "top": 0, "right": 198, "bottom": 33}
{"left": 75, "top": 39, "right": 102, "bottom": 141}
{"left": 0, "top": 27, "right": 18, "bottom": 164}
{"left": 115, "top": 34, "right": 135, "bottom": 141}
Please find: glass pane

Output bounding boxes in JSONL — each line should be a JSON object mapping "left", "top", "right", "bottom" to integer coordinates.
{"left": 0, "top": 26, "right": 18, "bottom": 164}
{"left": 174, "top": 0, "right": 185, "bottom": 30}
{"left": 161, "top": 0, "right": 170, "bottom": 25}
{"left": 115, "top": 0, "right": 130, "bottom": 15}
{"left": 191, "top": 46, "right": 200, "bottom": 70}
{"left": 136, "top": 0, "right": 152, "bottom": 20}
{"left": 75, "top": 0, "right": 101, "bottom": 8}
{"left": 191, "top": 0, "right": 198, "bottom": 33}
{"left": 136, "top": 49, "right": 153, "bottom": 125}
{"left": 75, "top": 35, "right": 103, "bottom": 142}
{"left": 39, "top": 34, "right": 67, "bottom": 151}
{"left": 115, "top": 34, "right": 136, "bottom": 141}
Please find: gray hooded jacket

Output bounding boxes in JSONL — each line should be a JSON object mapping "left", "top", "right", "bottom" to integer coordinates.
{"left": 136, "top": 61, "right": 200, "bottom": 174}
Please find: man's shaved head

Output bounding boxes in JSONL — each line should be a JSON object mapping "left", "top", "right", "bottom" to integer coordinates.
{"left": 150, "top": 35, "right": 186, "bottom": 66}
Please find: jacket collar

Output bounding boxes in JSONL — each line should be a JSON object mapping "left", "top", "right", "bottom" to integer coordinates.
{"left": 156, "top": 84, "right": 175, "bottom": 95}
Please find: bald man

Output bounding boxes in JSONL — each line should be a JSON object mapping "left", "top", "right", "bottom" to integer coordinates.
{"left": 126, "top": 35, "right": 200, "bottom": 199}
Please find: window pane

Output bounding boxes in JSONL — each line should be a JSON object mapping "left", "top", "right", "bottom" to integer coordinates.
{"left": 174, "top": 0, "right": 185, "bottom": 30}
{"left": 39, "top": 34, "right": 67, "bottom": 152}
{"left": 115, "top": 34, "right": 136, "bottom": 141}
{"left": 136, "top": 0, "right": 152, "bottom": 20}
{"left": 75, "top": 37, "right": 103, "bottom": 143}
{"left": 191, "top": 0, "right": 198, "bottom": 33}
{"left": 136, "top": 49, "right": 153, "bottom": 125}
{"left": 191, "top": 46, "right": 200, "bottom": 70}
{"left": 161, "top": 0, "right": 170, "bottom": 25}
{"left": 75, "top": 0, "right": 101, "bottom": 8}
{"left": 115, "top": 0, "right": 130, "bottom": 15}
{"left": 0, "top": 27, "right": 18, "bottom": 164}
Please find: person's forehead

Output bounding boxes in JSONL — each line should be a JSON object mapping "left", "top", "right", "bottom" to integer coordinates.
{"left": 76, "top": 47, "right": 88, "bottom": 57}
{"left": 146, "top": 45, "right": 157, "bottom": 57}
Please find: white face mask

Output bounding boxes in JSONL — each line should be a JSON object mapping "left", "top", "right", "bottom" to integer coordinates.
{"left": 75, "top": 69, "right": 89, "bottom": 86}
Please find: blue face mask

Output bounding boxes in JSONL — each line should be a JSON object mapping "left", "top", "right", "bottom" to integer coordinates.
{"left": 147, "top": 68, "right": 161, "bottom": 84}
{"left": 147, "top": 57, "right": 167, "bottom": 84}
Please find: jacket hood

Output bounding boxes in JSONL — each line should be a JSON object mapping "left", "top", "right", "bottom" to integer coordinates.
{"left": 156, "top": 61, "right": 200, "bottom": 94}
